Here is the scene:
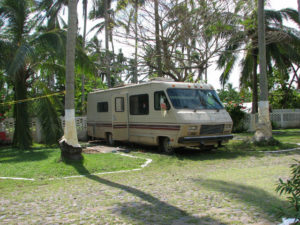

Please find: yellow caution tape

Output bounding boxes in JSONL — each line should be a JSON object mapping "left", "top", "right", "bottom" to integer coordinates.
{"left": 0, "top": 91, "right": 66, "bottom": 106}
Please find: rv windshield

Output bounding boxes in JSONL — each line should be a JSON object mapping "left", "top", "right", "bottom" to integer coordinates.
{"left": 167, "top": 88, "right": 224, "bottom": 110}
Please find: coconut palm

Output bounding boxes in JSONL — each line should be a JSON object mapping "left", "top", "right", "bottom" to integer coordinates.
{"left": 0, "top": 0, "right": 66, "bottom": 149}
{"left": 89, "top": 0, "right": 116, "bottom": 87}
{"left": 59, "top": 0, "right": 83, "bottom": 160}
{"left": 35, "top": 0, "right": 68, "bottom": 29}
{"left": 217, "top": 6, "right": 300, "bottom": 114}
{"left": 254, "top": 0, "right": 272, "bottom": 141}
{"left": 116, "top": 0, "right": 145, "bottom": 83}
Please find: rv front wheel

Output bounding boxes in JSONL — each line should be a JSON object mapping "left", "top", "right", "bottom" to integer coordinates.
{"left": 160, "top": 137, "right": 174, "bottom": 154}
{"left": 106, "top": 133, "right": 115, "bottom": 146}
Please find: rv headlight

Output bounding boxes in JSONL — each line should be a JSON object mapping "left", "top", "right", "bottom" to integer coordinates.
{"left": 188, "top": 126, "right": 198, "bottom": 131}
{"left": 225, "top": 124, "right": 232, "bottom": 129}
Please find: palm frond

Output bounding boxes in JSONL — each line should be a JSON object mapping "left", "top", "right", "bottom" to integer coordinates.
{"left": 35, "top": 82, "right": 63, "bottom": 145}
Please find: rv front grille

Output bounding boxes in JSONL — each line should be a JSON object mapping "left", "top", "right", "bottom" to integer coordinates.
{"left": 200, "top": 124, "right": 224, "bottom": 135}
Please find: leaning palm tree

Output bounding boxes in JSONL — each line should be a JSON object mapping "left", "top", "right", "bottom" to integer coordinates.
{"left": 59, "top": 0, "right": 83, "bottom": 160}
{"left": 0, "top": 0, "right": 66, "bottom": 149}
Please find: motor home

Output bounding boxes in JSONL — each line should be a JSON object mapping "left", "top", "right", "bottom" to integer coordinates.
{"left": 87, "top": 79, "right": 233, "bottom": 153}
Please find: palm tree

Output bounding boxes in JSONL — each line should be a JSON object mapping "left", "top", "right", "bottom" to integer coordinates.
{"left": 116, "top": 0, "right": 145, "bottom": 83}
{"left": 35, "top": 0, "right": 68, "bottom": 29}
{"left": 217, "top": 6, "right": 300, "bottom": 114}
{"left": 81, "top": 0, "right": 88, "bottom": 114}
{"left": 89, "top": 0, "right": 114, "bottom": 87}
{"left": 254, "top": 0, "right": 272, "bottom": 141}
{"left": 0, "top": 0, "right": 66, "bottom": 149}
{"left": 59, "top": 0, "right": 83, "bottom": 160}
{"left": 154, "top": 0, "right": 163, "bottom": 77}
{"left": 298, "top": 0, "right": 300, "bottom": 21}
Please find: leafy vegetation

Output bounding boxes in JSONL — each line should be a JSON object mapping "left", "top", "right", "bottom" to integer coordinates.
{"left": 0, "top": 0, "right": 299, "bottom": 149}
{"left": 276, "top": 160, "right": 300, "bottom": 221}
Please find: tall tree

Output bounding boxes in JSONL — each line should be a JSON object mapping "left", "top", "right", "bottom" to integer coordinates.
{"left": 116, "top": 0, "right": 145, "bottom": 83}
{"left": 254, "top": 0, "right": 272, "bottom": 141}
{"left": 60, "top": 0, "right": 82, "bottom": 160}
{"left": 0, "top": 0, "right": 66, "bottom": 149}
{"left": 298, "top": 0, "right": 300, "bottom": 21}
{"left": 217, "top": 5, "right": 300, "bottom": 114}
{"left": 89, "top": 0, "right": 115, "bottom": 87}
{"left": 81, "top": 0, "right": 88, "bottom": 114}
{"left": 154, "top": 0, "right": 163, "bottom": 77}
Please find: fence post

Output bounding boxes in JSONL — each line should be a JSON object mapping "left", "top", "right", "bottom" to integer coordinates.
{"left": 248, "top": 114, "right": 256, "bottom": 132}
{"left": 280, "top": 112, "right": 284, "bottom": 128}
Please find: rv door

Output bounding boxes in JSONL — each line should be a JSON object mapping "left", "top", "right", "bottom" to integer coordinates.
{"left": 112, "top": 93, "right": 129, "bottom": 141}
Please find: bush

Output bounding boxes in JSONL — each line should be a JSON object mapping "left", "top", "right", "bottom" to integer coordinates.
{"left": 225, "top": 102, "right": 246, "bottom": 133}
{"left": 276, "top": 160, "right": 300, "bottom": 221}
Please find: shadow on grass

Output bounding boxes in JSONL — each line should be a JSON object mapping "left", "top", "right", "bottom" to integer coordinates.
{"left": 67, "top": 158, "right": 228, "bottom": 225}
{"left": 0, "top": 147, "right": 53, "bottom": 164}
{"left": 192, "top": 178, "right": 294, "bottom": 220}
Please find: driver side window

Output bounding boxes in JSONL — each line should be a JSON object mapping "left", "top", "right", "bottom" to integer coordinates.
{"left": 154, "top": 91, "right": 171, "bottom": 110}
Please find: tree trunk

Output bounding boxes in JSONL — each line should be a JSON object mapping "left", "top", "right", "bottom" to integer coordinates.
{"left": 154, "top": 0, "right": 163, "bottom": 77}
{"left": 81, "top": 0, "right": 88, "bottom": 115}
{"left": 254, "top": 0, "right": 272, "bottom": 142}
{"left": 104, "top": 0, "right": 111, "bottom": 87}
{"left": 133, "top": 0, "right": 138, "bottom": 83}
{"left": 252, "top": 50, "right": 258, "bottom": 114}
{"left": 60, "top": 0, "right": 82, "bottom": 160}
{"left": 12, "top": 70, "right": 32, "bottom": 149}
{"left": 298, "top": 0, "right": 300, "bottom": 21}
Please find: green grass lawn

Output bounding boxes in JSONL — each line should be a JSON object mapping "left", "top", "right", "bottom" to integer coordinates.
{"left": 0, "top": 146, "right": 145, "bottom": 179}
{"left": 237, "top": 129, "right": 300, "bottom": 144}
{"left": 0, "top": 129, "right": 299, "bottom": 224}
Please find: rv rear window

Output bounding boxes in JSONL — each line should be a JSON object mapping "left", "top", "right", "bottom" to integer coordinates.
{"left": 97, "top": 102, "right": 108, "bottom": 112}
{"left": 130, "top": 94, "right": 149, "bottom": 115}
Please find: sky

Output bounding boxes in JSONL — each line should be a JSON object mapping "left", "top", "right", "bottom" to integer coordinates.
{"left": 76, "top": 0, "right": 298, "bottom": 90}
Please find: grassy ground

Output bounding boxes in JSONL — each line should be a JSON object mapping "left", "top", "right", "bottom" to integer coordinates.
{"left": 0, "top": 129, "right": 299, "bottom": 224}
{"left": 0, "top": 146, "right": 145, "bottom": 179}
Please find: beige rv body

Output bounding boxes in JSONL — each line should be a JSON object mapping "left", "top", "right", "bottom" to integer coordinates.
{"left": 87, "top": 81, "right": 233, "bottom": 149}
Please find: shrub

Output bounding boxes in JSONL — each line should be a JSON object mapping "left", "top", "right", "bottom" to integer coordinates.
{"left": 276, "top": 160, "right": 300, "bottom": 221}
{"left": 225, "top": 102, "right": 246, "bottom": 133}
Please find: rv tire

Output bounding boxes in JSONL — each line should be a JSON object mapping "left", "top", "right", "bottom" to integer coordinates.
{"left": 160, "top": 137, "right": 174, "bottom": 154}
{"left": 106, "top": 133, "right": 115, "bottom": 146}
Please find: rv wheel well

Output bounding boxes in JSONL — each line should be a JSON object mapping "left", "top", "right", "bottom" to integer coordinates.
{"left": 158, "top": 136, "right": 169, "bottom": 144}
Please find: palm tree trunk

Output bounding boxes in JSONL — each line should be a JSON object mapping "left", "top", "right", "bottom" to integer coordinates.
{"left": 133, "top": 0, "right": 138, "bottom": 83}
{"left": 254, "top": 0, "right": 272, "bottom": 142}
{"left": 60, "top": 0, "right": 82, "bottom": 160}
{"left": 252, "top": 50, "right": 258, "bottom": 114}
{"left": 154, "top": 0, "right": 163, "bottom": 77}
{"left": 298, "top": 0, "right": 300, "bottom": 21}
{"left": 13, "top": 70, "right": 32, "bottom": 149}
{"left": 104, "top": 0, "right": 111, "bottom": 87}
{"left": 81, "top": 0, "right": 88, "bottom": 115}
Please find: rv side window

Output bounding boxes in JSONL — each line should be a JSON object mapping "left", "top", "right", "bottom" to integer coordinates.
{"left": 130, "top": 94, "right": 149, "bottom": 115}
{"left": 115, "top": 97, "right": 124, "bottom": 112}
{"left": 154, "top": 91, "right": 170, "bottom": 110}
{"left": 97, "top": 102, "right": 108, "bottom": 112}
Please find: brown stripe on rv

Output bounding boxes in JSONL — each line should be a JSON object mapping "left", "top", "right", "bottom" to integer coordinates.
{"left": 129, "top": 124, "right": 180, "bottom": 130}
{"left": 88, "top": 123, "right": 180, "bottom": 131}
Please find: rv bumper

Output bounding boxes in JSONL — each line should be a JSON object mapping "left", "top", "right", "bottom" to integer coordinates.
{"left": 178, "top": 134, "right": 233, "bottom": 144}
